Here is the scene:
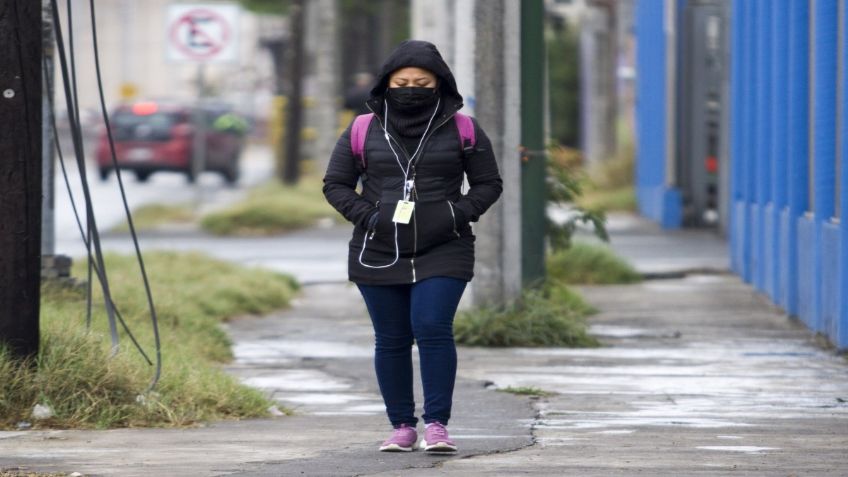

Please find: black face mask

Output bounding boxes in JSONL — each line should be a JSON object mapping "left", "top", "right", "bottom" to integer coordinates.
{"left": 386, "top": 87, "right": 439, "bottom": 109}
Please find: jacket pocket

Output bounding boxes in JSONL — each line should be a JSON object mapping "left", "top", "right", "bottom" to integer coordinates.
{"left": 447, "top": 201, "right": 461, "bottom": 239}
{"left": 413, "top": 200, "right": 459, "bottom": 252}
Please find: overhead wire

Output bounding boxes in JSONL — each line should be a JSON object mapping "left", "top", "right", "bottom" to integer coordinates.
{"left": 48, "top": 0, "right": 161, "bottom": 382}
{"left": 88, "top": 0, "right": 162, "bottom": 389}
{"left": 51, "top": 0, "right": 121, "bottom": 354}
{"left": 42, "top": 48, "right": 154, "bottom": 368}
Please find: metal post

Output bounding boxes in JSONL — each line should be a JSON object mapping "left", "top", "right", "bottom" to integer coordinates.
{"left": 283, "top": 0, "right": 305, "bottom": 184}
{"left": 520, "top": 0, "right": 546, "bottom": 286}
{"left": 0, "top": 0, "right": 42, "bottom": 359}
{"left": 42, "top": 0, "right": 55, "bottom": 258}
{"left": 192, "top": 64, "right": 207, "bottom": 185}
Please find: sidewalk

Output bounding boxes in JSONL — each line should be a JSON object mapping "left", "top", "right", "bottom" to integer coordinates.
{"left": 3, "top": 214, "right": 848, "bottom": 476}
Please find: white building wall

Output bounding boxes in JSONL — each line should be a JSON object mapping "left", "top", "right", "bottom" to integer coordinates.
{"left": 52, "top": 0, "right": 274, "bottom": 120}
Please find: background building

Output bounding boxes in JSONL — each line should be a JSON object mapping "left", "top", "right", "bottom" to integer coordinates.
{"left": 631, "top": 0, "right": 847, "bottom": 350}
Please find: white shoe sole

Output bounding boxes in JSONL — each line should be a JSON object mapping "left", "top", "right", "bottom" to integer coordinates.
{"left": 379, "top": 443, "right": 414, "bottom": 452}
{"left": 420, "top": 439, "right": 458, "bottom": 453}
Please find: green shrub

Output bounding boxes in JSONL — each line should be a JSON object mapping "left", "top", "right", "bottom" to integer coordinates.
{"left": 577, "top": 186, "right": 637, "bottom": 213}
{"left": 111, "top": 203, "right": 195, "bottom": 233}
{"left": 454, "top": 284, "right": 599, "bottom": 348}
{"left": 201, "top": 178, "right": 337, "bottom": 235}
{"left": 547, "top": 242, "right": 641, "bottom": 285}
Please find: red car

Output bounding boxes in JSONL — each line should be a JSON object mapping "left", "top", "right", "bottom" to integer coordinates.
{"left": 95, "top": 101, "right": 244, "bottom": 184}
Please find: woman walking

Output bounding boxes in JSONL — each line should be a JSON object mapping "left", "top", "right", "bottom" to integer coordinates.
{"left": 323, "top": 40, "right": 502, "bottom": 453}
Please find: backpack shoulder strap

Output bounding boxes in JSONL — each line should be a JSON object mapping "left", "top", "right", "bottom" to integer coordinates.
{"left": 454, "top": 112, "right": 476, "bottom": 160}
{"left": 351, "top": 113, "right": 375, "bottom": 169}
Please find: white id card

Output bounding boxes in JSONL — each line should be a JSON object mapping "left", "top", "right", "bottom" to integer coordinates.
{"left": 392, "top": 200, "right": 415, "bottom": 224}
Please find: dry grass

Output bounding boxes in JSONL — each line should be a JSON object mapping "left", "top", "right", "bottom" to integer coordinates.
{"left": 0, "top": 252, "right": 298, "bottom": 429}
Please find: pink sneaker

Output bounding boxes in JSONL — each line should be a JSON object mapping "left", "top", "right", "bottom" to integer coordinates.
{"left": 379, "top": 424, "right": 418, "bottom": 452}
{"left": 420, "top": 422, "right": 457, "bottom": 453}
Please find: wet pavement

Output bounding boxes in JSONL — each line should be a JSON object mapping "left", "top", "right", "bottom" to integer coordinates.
{"left": 395, "top": 274, "right": 848, "bottom": 476}
{"left": 5, "top": 179, "right": 847, "bottom": 475}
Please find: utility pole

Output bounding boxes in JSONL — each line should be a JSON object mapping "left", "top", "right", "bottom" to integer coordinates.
{"left": 310, "top": 0, "right": 339, "bottom": 173}
{"left": 520, "top": 0, "right": 547, "bottom": 286}
{"left": 0, "top": 0, "right": 42, "bottom": 359}
{"left": 283, "top": 0, "right": 305, "bottom": 184}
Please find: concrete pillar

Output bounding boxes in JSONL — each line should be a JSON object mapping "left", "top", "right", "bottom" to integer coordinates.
{"left": 411, "top": 0, "right": 455, "bottom": 65}
{"left": 308, "top": 0, "right": 339, "bottom": 170}
{"left": 471, "top": 0, "right": 522, "bottom": 306}
{"left": 580, "top": 1, "right": 616, "bottom": 168}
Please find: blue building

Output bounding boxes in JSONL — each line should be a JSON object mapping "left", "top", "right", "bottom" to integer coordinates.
{"left": 634, "top": 0, "right": 848, "bottom": 349}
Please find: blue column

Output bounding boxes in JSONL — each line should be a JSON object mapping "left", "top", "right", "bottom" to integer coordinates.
{"left": 740, "top": 0, "right": 759, "bottom": 284}
{"left": 756, "top": 1, "right": 774, "bottom": 294}
{"left": 787, "top": 0, "right": 811, "bottom": 318}
{"left": 813, "top": 0, "right": 838, "bottom": 333}
{"left": 839, "top": 0, "right": 848, "bottom": 350}
{"left": 730, "top": 0, "right": 744, "bottom": 274}
{"left": 751, "top": 0, "right": 771, "bottom": 291}
{"left": 771, "top": 2, "right": 790, "bottom": 306}
{"left": 635, "top": 0, "right": 667, "bottom": 223}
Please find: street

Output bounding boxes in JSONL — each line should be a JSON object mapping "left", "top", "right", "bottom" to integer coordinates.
{"left": 52, "top": 144, "right": 349, "bottom": 285}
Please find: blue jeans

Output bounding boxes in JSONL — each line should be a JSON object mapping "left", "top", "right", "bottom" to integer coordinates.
{"left": 357, "top": 276, "right": 468, "bottom": 427}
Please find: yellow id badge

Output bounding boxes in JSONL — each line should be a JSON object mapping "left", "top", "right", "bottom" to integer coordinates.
{"left": 392, "top": 200, "right": 415, "bottom": 224}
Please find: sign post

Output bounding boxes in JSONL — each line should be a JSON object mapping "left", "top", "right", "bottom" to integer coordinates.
{"left": 165, "top": 4, "right": 239, "bottom": 189}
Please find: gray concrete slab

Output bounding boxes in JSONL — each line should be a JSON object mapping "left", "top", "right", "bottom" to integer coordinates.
{"left": 396, "top": 275, "right": 848, "bottom": 476}
{"left": 575, "top": 212, "right": 731, "bottom": 277}
{"left": 0, "top": 284, "right": 533, "bottom": 476}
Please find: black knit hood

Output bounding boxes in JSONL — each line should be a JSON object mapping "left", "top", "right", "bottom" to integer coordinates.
{"left": 367, "top": 40, "right": 464, "bottom": 112}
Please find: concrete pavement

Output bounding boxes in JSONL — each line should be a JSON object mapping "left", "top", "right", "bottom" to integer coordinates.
{"left": 5, "top": 201, "right": 848, "bottom": 475}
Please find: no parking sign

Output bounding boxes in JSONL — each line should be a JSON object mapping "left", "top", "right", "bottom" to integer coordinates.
{"left": 166, "top": 3, "right": 240, "bottom": 63}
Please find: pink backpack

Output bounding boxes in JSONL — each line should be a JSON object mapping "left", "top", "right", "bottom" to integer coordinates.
{"left": 350, "top": 112, "right": 476, "bottom": 170}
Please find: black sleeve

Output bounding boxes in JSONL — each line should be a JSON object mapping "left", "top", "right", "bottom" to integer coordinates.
{"left": 453, "top": 118, "right": 503, "bottom": 223}
{"left": 322, "top": 123, "right": 378, "bottom": 228}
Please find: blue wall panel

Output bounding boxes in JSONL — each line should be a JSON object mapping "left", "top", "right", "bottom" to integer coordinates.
{"left": 840, "top": 0, "right": 848, "bottom": 349}
{"left": 754, "top": 0, "right": 773, "bottom": 293}
{"left": 811, "top": 0, "right": 839, "bottom": 333}
{"left": 786, "top": 0, "right": 811, "bottom": 316}
{"left": 634, "top": 1, "right": 846, "bottom": 350}
{"left": 770, "top": 3, "right": 790, "bottom": 305}
{"left": 763, "top": 204, "right": 777, "bottom": 298}
{"left": 729, "top": 0, "right": 745, "bottom": 274}
{"left": 779, "top": 208, "right": 792, "bottom": 308}
{"left": 798, "top": 216, "right": 817, "bottom": 329}
{"left": 822, "top": 223, "right": 841, "bottom": 341}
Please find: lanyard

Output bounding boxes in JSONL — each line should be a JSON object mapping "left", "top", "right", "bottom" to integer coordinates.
{"left": 382, "top": 98, "right": 441, "bottom": 201}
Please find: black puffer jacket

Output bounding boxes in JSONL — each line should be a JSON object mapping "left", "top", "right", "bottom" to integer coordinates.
{"left": 323, "top": 40, "right": 503, "bottom": 285}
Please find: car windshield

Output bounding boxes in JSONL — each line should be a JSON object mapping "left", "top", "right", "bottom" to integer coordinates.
{"left": 112, "top": 110, "right": 181, "bottom": 141}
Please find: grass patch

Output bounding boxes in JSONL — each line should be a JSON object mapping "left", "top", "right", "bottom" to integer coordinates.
{"left": 111, "top": 203, "right": 196, "bottom": 233}
{"left": 0, "top": 251, "right": 299, "bottom": 429}
{"left": 201, "top": 178, "right": 337, "bottom": 235}
{"left": 577, "top": 185, "right": 637, "bottom": 213}
{"left": 498, "top": 386, "right": 556, "bottom": 397}
{"left": 454, "top": 284, "right": 599, "bottom": 348}
{"left": 547, "top": 242, "right": 642, "bottom": 285}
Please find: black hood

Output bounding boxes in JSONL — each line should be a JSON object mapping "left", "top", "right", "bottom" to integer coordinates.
{"left": 367, "top": 40, "right": 463, "bottom": 113}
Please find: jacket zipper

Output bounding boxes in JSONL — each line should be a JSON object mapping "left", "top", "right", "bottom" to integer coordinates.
{"left": 367, "top": 103, "right": 460, "bottom": 283}
{"left": 447, "top": 201, "right": 460, "bottom": 238}
{"left": 411, "top": 187, "right": 419, "bottom": 283}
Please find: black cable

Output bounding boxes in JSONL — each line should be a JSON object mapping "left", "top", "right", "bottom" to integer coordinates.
{"left": 43, "top": 47, "right": 153, "bottom": 367}
{"left": 89, "top": 0, "right": 162, "bottom": 389}
{"left": 64, "top": 0, "right": 95, "bottom": 330}
{"left": 51, "top": 0, "right": 121, "bottom": 354}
